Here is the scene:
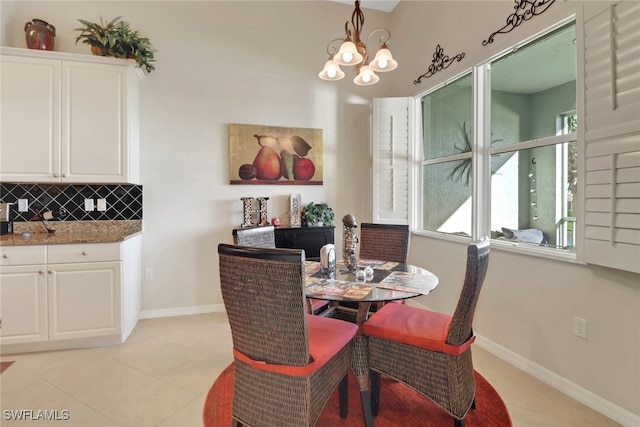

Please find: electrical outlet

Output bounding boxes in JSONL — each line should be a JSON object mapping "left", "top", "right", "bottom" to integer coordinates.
{"left": 84, "top": 199, "right": 94, "bottom": 211}
{"left": 145, "top": 268, "right": 153, "bottom": 280}
{"left": 97, "top": 199, "right": 107, "bottom": 211}
{"left": 574, "top": 317, "right": 587, "bottom": 339}
{"left": 18, "top": 199, "right": 29, "bottom": 212}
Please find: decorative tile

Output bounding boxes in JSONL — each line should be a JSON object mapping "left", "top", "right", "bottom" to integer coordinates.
{"left": 0, "top": 183, "right": 143, "bottom": 222}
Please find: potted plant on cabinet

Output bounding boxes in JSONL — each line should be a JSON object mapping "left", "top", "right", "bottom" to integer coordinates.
{"left": 301, "top": 202, "right": 334, "bottom": 227}
{"left": 74, "top": 16, "right": 156, "bottom": 73}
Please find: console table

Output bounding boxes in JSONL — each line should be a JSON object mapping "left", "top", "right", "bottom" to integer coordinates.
{"left": 274, "top": 226, "right": 335, "bottom": 259}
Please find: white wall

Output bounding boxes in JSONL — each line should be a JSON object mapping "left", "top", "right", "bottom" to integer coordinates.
{"left": 389, "top": 1, "right": 640, "bottom": 422}
{"left": 2, "top": 0, "right": 638, "bottom": 423}
{"left": 1, "top": 0, "right": 392, "bottom": 312}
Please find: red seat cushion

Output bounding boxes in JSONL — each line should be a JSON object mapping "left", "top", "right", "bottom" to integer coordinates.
{"left": 309, "top": 298, "right": 329, "bottom": 313}
{"left": 362, "top": 303, "right": 474, "bottom": 355}
{"left": 307, "top": 315, "right": 358, "bottom": 362}
{"left": 234, "top": 314, "right": 357, "bottom": 376}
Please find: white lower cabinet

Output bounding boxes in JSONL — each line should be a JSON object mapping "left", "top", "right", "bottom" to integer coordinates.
{"left": 0, "top": 265, "right": 48, "bottom": 344}
{"left": 48, "top": 261, "right": 121, "bottom": 341}
{"left": 0, "top": 237, "right": 141, "bottom": 352}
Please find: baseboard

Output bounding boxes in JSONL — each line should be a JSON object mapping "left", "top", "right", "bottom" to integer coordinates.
{"left": 475, "top": 335, "right": 640, "bottom": 427}
{"left": 139, "top": 304, "right": 225, "bottom": 319}
{"left": 404, "top": 300, "right": 639, "bottom": 426}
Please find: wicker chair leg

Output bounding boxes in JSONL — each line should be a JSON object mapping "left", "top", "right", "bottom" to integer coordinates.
{"left": 233, "top": 420, "right": 242, "bottom": 427}
{"left": 339, "top": 374, "right": 348, "bottom": 418}
{"left": 471, "top": 398, "right": 476, "bottom": 409}
{"left": 454, "top": 419, "right": 464, "bottom": 427}
{"left": 370, "top": 370, "right": 380, "bottom": 416}
{"left": 360, "top": 390, "right": 374, "bottom": 427}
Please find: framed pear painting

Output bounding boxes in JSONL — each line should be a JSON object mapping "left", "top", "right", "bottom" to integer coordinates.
{"left": 229, "top": 123, "right": 323, "bottom": 185}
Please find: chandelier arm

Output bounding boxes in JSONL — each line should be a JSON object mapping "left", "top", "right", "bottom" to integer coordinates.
{"left": 343, "top": 21, "right": 353, "bottom": 40}
{"left": 351, "top": 0, "right": 364, "bottom": 41}
{"left": 365, "top": 28, "right": 392, "bottom": 47}
{"left": 326, "top": 37, "right": 346, "bottom": 56}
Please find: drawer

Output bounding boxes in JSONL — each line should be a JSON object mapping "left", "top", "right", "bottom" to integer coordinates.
{"left": 48, "top": 242, "right": 121, "bottom": 264}
{"left": 0, "top": 245, "right": 47, "bottom": 266}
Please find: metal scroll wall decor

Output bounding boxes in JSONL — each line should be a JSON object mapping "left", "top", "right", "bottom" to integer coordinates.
{"left": 414, "top": 44, "right": 465, "bottom": 85}
{"left": 482, "top": 0, "right": 556, "bottom": 46}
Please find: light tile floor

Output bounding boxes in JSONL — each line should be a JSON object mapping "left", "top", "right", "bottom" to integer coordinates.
{"left": 0, "top": 313, "right": 621, "bottom": 426}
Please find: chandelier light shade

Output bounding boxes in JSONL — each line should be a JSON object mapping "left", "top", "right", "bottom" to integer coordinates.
{"left": 369, "top": 45, "right": 398, "bottom": 72}
{"left": 319, "top": 0, "right": 398, "bottom": 86}
{"left": 353, "top": 65, "right": 379, "bottom": 85}
{"left": 318, "top": 56, "right": 346, "bottom": 81}
{"left": 334, "top": 41, "right": 364, "bottom": 66}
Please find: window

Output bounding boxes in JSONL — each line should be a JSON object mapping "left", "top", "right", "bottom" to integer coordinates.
{"left": 419, "top": 20, "right": 577, "bottom": 253}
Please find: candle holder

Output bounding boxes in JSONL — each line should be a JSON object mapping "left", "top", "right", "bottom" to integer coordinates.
{"left": 257, "top": 197, "right": 269, "bottom": 226}
{"left": 241, "top": 197, "right": 256, "bottom": 228}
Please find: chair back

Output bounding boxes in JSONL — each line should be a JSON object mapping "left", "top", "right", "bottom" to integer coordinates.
{"left": 359, "top": 223, "right": 410, "bottom": 263}
{"left": 446, "top": 239, "right": 490, "bottom": 347}
{"left": 218, "top": 243, "right": 311, "bottom": 366}
{"left": 233, "top": 225, "right": 276, "bottom": 248}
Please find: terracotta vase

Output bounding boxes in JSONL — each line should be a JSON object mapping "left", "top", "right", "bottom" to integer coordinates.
{"left": 90, "top": 45, "right": 105, "bottom": 56}
{"left": 24, "top": 18, "right": 56, "bottom": 51}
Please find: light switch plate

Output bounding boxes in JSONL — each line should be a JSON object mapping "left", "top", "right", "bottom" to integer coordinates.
{"left": 97, "top": 199, "right": 107, "bottom": 211}
{"left": 18, "top": 199, "right": 29, "bottom": 212}
{"left": 84, "top": 199, "right": 94, "bottom": 211}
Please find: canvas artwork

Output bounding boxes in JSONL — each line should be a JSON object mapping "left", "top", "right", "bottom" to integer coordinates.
{"left": 229, "top": 123, "right": 323, "bottom": 185}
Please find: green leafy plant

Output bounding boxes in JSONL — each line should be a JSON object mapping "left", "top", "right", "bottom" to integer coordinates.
{"left": 301, "top": 202, "right": 334, "bottom": 227}
{"left": 449, "top": 121, "right": 503, "bottom": 186}
{"left": 75, "top": 16, "right": 156, "bottom": 73}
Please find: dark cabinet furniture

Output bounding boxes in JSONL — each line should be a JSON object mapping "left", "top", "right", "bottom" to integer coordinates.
{"left": 274, "top": 226, "right": 335, "bottom": 259}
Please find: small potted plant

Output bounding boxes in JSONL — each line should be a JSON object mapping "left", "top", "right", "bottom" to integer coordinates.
{"left": 75, "top": 16, "right": 156, "bottom": 73}
{"left": 301, "top": 202, "right": 334, "bottom": 227}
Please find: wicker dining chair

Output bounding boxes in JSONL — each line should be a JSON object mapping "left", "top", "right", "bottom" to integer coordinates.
{"left": 337, "top": 223, "right": 410, "bottom": 316}
{"left": 359, "top": 223, "right": 410, "bottom": 263}
{"left": 233, "top": 226, "right": 276, "bottom": 248}
{"left": 232, "top": 226, "right": 328, "bottom": 314}
{"left": 362, "top": 239, "right": 490, "bottom": 427}
{"left": 218, "top": 244, "right": 359, "bottom": 427}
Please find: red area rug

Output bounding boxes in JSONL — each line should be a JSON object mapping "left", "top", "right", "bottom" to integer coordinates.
{"left": 0, "top": 361, "right": 15, "bottom": 374}
{"left": 203, "top": 363, "right": 511, "bottom": 426}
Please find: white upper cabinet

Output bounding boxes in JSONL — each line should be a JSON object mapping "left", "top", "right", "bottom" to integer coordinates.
{"left": 0, "top": 47, "right": 141, "bottom": 184}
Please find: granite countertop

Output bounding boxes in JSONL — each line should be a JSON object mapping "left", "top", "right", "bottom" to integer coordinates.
{"left": 0, "top": 220, "right": 142, "bottom": 246}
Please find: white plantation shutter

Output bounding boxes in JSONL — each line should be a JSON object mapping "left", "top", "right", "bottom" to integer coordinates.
{"left": 582, "top": 2, "right": 640, "bottom": 273}
{"left": 372, "top": 98, "right": 413, "bottom": 225}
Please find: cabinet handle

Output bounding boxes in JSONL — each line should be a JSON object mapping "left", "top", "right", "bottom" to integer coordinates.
{"left": 53, "top": 174, "right": 58, "bottom": 177}
{"left": 39, "top": 270, "right": 44, "bottom": 275}
{"left": 81, "top": 251, "right": 87, "bottom": 256}
{"left": 2, "top": 254, "right": 7, "bottom": 259}
{"left": 61, "top": 174, "right": 67, "bottom": 178}
{"left": 48, "top": 270, "right": 53, "bottom": 275}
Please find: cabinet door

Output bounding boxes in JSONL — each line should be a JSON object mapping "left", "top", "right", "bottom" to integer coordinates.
{"left": 62, "top": 62, "right": 131, "bottom": 183}
{"left": 0, "top": 266, "right": 48, "bottom": 345}
{"left": 0, "top": 55, "right": 61, "bottom": 182}
{"left": 48, "top": 262, "right": 121, "bottom": 341}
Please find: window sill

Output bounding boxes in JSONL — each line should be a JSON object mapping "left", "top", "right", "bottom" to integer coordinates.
{"left": 411, "top": 230, "right": 583, "bottom": 265}
{"left": 490, "top": 239, "right": 581, "bottom": 264}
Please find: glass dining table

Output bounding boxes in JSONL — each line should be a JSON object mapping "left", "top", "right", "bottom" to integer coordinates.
{"left": 304, "top": 259, "right": 439, "bottom": 427}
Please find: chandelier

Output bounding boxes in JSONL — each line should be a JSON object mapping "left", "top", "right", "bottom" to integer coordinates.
{"left": 319, "top": 0, "right": 398, "bottom": 86}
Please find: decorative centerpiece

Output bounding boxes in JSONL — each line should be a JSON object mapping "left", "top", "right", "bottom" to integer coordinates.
{"left": 74, "top": 16, "right": 156, "bottom": 73}
{"left": 301, "top": 202, "right": 334, "bottom": 227}
{"left": 342, "top": 214, "right": 358, "bottom": 271}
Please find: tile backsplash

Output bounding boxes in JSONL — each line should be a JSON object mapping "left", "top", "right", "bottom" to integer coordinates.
{"left": 0, "top": 183, "right": 142, "bottom": 222}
